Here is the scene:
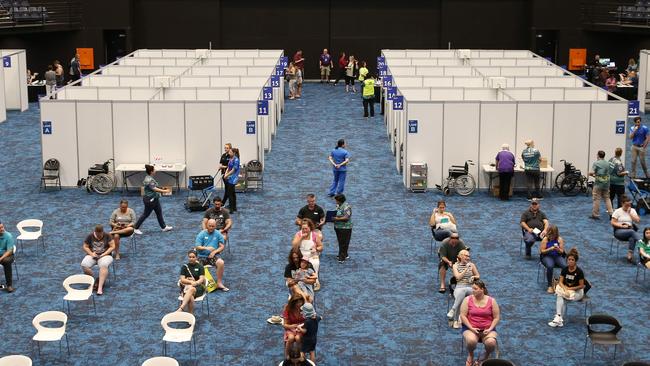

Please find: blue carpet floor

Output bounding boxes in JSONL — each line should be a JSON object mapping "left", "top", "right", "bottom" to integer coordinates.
{"left": 1, "top": 84, "right": 649, "bottom": 366}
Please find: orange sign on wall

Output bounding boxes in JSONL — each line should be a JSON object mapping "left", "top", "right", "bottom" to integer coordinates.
{"left": 76, "top": 48, "right": 94, "bottom": 70}
{"left": 568, "top": 48, "right": 586, "bottom": 71}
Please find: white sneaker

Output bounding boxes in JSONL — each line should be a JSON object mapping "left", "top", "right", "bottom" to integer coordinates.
{"left": 548, "top": 315, "right": 564, "bottom": 328}
{"left": 453, "top": 320, "right": 461, "bottom": 329}
{"left": 446, "top": 308, "right": 455, "bottom": 319}
{"left": 162, "top": 226, "right": 173, "bottom": 232}
{"left": 134, "top": 229, "right": 143, "bottom": 235}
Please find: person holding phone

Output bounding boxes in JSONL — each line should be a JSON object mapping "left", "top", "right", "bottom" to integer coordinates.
{"left": 134, "top": 164, "right": 172, "bottom": 234}
{"left": 448, "top": 250, "right": 480, "bottom": 329}
{"left": 539, "top": 225, "right": 567, "bottom": 293}
{"left": 459, "top": 280, "right": 500, "bottom": 366}
{"left": 109, "top": 199, "right": 136, "bottom": 260}
{"left": 611, "top": 195, "right": 641, "bottom": 263}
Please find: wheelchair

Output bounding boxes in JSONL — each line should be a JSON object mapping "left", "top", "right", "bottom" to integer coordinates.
{"left": 436, "top": 160, "right": 476, "bottom": 196}
{"left": 77, "top": 159, "right": 116, "bottom": 195}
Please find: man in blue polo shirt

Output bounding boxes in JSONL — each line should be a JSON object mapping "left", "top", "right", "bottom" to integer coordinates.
{"left": 328, "top": 139, "right": 351, "bottom": 197}
{"left": 0, "top": 222, "right": 16, "bottom": 293}
{"left": 194, "top": 219, "right": 229, "bottom": 291}
{"left": 629, "top": 116, "right": 649, "bottom": 179}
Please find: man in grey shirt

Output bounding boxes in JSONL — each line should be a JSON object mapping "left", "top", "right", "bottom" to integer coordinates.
{"left": 437, "top": 233, "right": 467, "bottom": 293}
{"left": 44, "top": 65, "right": 56, "bottom": 99}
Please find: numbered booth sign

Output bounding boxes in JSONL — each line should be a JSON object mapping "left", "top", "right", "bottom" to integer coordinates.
{"left": 275, "top": 66, "right": 284, "bottom": 76}
{"left": 393, "top": 95, "right": 404, "bottom": 110}
{"left": 257, "top": 100, "right": 269, "bottom": 116}
{"left": 408, "top": 120, "right": 418, "bottom": 134}
{"left": 2, "top": 56, "right": 10, "bottom": 68}
{"left": 628, "top": 100, "right": 640, "bottom": 117}
{"left": 280, "top": 56, "right": 289, "bottom": 68}
{"left": 377, "top": 56, "right": 385, "bottom": 70}
{"left": 263, "top": 87, "right": 273, "bottom": 100}
{"left": 383, "top": 75, "right": 393, "bottom": 88}
{"left": 386, "top": 87, "right": 397, "bottom": 100}
{"left": 271, "top": 75, "right": 280, "bottom": 88}
{"left": 246, "top": 121, "right": 256, "bottom": 134}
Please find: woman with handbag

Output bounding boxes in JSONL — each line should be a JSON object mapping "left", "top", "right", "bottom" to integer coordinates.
{"left": 611, "top": 195, "right": 641, "bottom": 263}
{"left": 177, "top": 250, "right": 206, "bottom": 314}
{"left": 539, "top": 225, "right": 567, "bottom": 293}
{"left": 548, "top": 247, "right": 585, "bottom": 327}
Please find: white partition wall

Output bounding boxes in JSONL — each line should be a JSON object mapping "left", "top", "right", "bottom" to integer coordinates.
{"left": 40, "top": 101, "right": 79, "bottom": 186}
{"left": 640, "top": 50, "right": 649, "bottom": 113}
{"left": 478, "top": 103, "right": 517, "bottom": 187}
{"left": 2, "top": 49, "right": 28, "bottom": 111}
{"left": 76, "top": 102, "right": 114, "bottom": 181}
{"left": 0, "top": 63, "right": 6, "bottom": 123}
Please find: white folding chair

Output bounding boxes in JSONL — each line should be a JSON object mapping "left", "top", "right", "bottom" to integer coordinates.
{"left": 16, "top": 219, "right": 45, "bottom": 254}
{"left": 161, "top": 312, "right": 196, "bottom": 359}
{"left": 142, "top": 356, "right": 179, "bottom": 366}
{"left": 0, "top": 355, "right": 32, "bottom": 366}
{"left": 32, "top": 311, "right": 69, "bottom": 356}
{"left": 177, "top": 277, "right": 210, "bottom": 317}
{"left": 62, "top": 274, "right": 96, "bottom": 315}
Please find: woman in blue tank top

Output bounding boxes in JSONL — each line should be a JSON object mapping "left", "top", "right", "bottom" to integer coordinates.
{"left": 539, "top": 225, "right": 567, "bottom": 293}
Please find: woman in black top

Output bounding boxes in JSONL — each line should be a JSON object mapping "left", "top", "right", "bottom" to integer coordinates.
{"left": 548, "top": 247, "right": 585, "bottom": 327}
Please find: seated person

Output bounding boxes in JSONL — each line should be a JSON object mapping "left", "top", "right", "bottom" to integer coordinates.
{"left": 622, "top": 70, "right": 639, "bottom": 88}
{"left": 177, "top": 249, "right": 205, "bottom": 313}
{"left": 638, "top": 227, "right": 650, "bottom": 269}
{"left": 459, "top": 280, "right": 500, "bottom": 366}
{"left": 611, "top": 195, "right": 641, "bottom": 263}
{"left": 548, "top": 248, "right": 585, "bottom": 328}
{"left": 448, "top": 249, "right": 480, "bottom": 329}
{"left": 202, "top": 197, "right": 232, "bottom": 241}
{"left": 438, "top": 233, "right": 467, "bottom": 293}
{"left": 81, "top": 224, "right": 115, "bottom": 296}
{"left": 109, "top": 199, "right": 136, "bottom": 260}
{"left": 520, "top": 198, "right": 549, "bottom": 259}
{"left": 284, "top": 248, "right": 317, "bottom": 303}
{"left": 0, "top": 222, "right": 16, "bottom": 293}
{"left": 429, "top": 200, "right": 458, "bottom": 241}
{"left": 295, "top": 194, "right": 325, "bottom": 241}
{"left": 194, "top": 219, "right": 229, "bottom": 291}
{"left": 539, "top": 225, "right": 567, "bottom": 293}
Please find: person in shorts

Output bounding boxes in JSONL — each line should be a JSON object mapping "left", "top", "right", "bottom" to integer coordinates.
{"left": 81, "top": 225, "right": 115, "bottom": 296}
{"left": 194, "top": 219, "right": 229, "bottom": 291}
{"left": 177, "top": 250, "right": 205, "bottom": 313}
{"left": 319, "top": 48, "right": 332, "bottom": 83}
{"left": 109, "top": 199, "right": 136, "bottom": 260}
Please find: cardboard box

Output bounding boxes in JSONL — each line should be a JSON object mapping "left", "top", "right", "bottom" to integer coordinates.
{"left": 540, "top": 157, "right": 548, "bottom": 168}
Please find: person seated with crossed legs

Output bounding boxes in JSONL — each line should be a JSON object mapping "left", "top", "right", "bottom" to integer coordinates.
{"left": 109, "top": 199, "right": 135, "bottom": 260}
{"left": 177, "top": 250, "right": 205, "bottom": 313}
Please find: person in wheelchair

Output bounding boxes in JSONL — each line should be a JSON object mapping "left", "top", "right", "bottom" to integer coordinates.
{"left": 429, "top": 200, "right": 458, "bottom": 241}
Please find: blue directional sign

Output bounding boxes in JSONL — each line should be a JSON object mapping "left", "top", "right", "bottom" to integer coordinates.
{"left": 408, "top": 120, "right": 418, "bottom": 134}
{"left": 270, "top": 75, "right": 280, "bottom": 88}
{"left": 386, "top": 87, "right": 397, "bottom": 100}
{"left": 263, "top": 87, "right": 273, "bottom": 100}
{"left": 246, "top": 120, "right": 256, "bottom": 134}
{"left": 2, "top": 56, "right": 10, "bottom": 68}
{"left": 628, "top": 100, "right": 640, "bottom": 117}
{"left": 42, "top": 121, "right": 52, "bottom": 135}
{"left": 616, "top": 120, "right": 625, "bottom": 134}
{"left": 257, "top": 100, "right": 269, "bottom": 116}
{"left": 383, "top": 75, "right": 393, "bottom": 87}
{"left": 393, "top": 95, "right": 404, "bottom": 110}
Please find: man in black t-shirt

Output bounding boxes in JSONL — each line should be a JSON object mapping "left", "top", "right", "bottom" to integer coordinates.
{"left": 296, "top": 194, "right": 325, "bottom": 231}
{"left": 178, "top": 250, "right": 205, "bottom": 314}
{"left": 202, "top": 197, "right": 232, "bottom": 240}
{"left": 520, "top": 198, "right": 549, "bottom": 259}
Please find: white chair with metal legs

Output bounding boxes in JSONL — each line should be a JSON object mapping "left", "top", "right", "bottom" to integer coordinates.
{"left": 62, "top": 274, "right": 96, "bottom": 315}
{"left": 32, "top": 311, "right": 69, "bottom": 357}
{"left": 177, "top": 277, "right": 210, "bottom": 317}
{"left": 161, "top": 312, "right": 196, "bottom": 359}
{"left": 16, "top": 219, "right": 45, "bottom": 254}
{"left": 142, "top": 356, "right": 179, "bottom": 366}
{"left": 0, "top": 355, "right": 32, "bottom": 366}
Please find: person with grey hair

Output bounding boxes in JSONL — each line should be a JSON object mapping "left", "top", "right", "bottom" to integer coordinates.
{"left": 495, "top": 143, "right": 516, "bottom": 200}
{"left": 522, "top": 139, "right": 542, "bottom": 199}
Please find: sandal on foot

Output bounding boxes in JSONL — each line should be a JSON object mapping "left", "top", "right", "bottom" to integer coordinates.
{"left": 217, "top": 285, "right": 230, "bottom": 292}
{"left": 438, "top": 287, "right": 446, "bottom": 294}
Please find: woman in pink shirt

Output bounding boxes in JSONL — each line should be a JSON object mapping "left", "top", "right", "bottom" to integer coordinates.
{"left": 459, "top": 280, "right": 501, "bottom": 366}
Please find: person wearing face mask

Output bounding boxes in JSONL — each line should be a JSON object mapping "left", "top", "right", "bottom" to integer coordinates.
{"left": 611, "top": 195, "right": 641, "bottom": 263}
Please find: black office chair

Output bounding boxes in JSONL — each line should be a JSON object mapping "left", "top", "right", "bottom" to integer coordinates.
{"left": 583, "top": 314, "right": 622, "bottom": 359}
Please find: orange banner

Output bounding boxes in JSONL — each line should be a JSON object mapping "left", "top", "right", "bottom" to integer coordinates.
{"left": 568, "top": 48, "right": 586, "bottom": 71}
{"left": 76, "top": 48, "right": 94, "bottom": 70}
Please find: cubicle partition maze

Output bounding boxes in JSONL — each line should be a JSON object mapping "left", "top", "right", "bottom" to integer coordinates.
{"left": 41, "top": 49, "right": 285, "bottom": 188}
{"left": 2, "top": 49, "right": 29, "bottom": 113}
